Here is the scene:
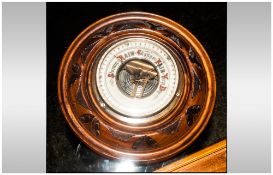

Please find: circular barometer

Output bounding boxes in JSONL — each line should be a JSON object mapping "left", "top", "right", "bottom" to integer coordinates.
{"left": 58, "top": 12, "right": 216, "bottom": 163}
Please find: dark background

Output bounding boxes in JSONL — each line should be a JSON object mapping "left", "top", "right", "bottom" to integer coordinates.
{"left": 47, "top": 2, "right": 226, "bottom": 172}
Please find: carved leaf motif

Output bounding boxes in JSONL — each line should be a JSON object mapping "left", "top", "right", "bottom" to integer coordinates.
{"left": 143, "top": 21, "right": 185, "bottom": 48}
{"left": 189, "top": 47, "right": 202, "bottom": 69}
{"left": 69, "top": 63, "right": 81, "bottom": 85}
{"left": 117, "top": 23, "right": 135, "bottom": 30}
{"left": 104, "top": 25, "right": 114, "bottom": 34}
{"left": 91, "top": 117, "right": 100, "bottom": 137}
{"left": 132, "top": 135, "right": 159, "bottom": 150}
{"left": 192, "top": 70, "right": 201, "bottom": 98}
{"left": 76, "top": 86, "right": 89, "bottom": 109}
{"left": 107, "top": 127, "right": 134, "bottom": 141}
{"left": 79, "top": 114, "right": 100, "bottom": 137}
{"left": 92, "top": 25, "right": 114, "bottom": 39}
{"left": 169, "top": 35, "right": 183, "bottom": 47}
{"left": 80, "top": 39, "right": 100, "bottom": 63}
{"left": 142, "top": 21, "right": 167, "bottom": 31}
{"left": 186, "top": 105, "right": 201, "bottom": 126}
{"left": 160, "top": 118, "right": 181, "bottom": 134}
{"left": 80, "top": 25, "right": 115, "bottom": 63}
{"left": 79, "top": 114, "right": 92, "bottom": 123}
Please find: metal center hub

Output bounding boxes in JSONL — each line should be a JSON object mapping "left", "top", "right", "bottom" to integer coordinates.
{"left": 117, "top": 59, "right": 159, "bottom": 98}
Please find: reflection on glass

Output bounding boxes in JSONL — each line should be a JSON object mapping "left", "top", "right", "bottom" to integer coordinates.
{"left": 114, "top": 159, "right": 137, "bottom": 172}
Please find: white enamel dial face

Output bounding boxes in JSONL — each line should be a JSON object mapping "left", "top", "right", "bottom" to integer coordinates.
{"left": 96, "top": 37, "right": 179, "bottom": 117}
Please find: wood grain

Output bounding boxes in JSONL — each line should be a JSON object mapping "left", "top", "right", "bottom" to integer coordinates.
{"left": 155, "top": 139, "right": 226, "bottom": 172}
{"left": 58, "top": 12, "right": 216, "bottom": 163}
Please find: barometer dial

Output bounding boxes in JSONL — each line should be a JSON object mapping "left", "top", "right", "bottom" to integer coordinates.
{"left": 58, "top": 12, "right": 216, "bottom": 163}
{"left": 96, "top": 37, "right": 179, "bottom": 118}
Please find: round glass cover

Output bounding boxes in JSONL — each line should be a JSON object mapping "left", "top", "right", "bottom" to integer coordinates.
{"left": 96, "top": 37, "right": 179, "bottom": 117}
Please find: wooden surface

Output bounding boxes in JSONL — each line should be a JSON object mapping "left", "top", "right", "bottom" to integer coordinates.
{"left": 58, "top": 12, "right": 216, "bottom": 163}
{"left": 155, "top": 139, "right": 226, "bottom": 172}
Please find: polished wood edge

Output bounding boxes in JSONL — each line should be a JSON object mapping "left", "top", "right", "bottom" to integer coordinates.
{"left": 58, "top": 11, "right": 217, "bottom": 163}
{"left": 155, "top": 139, "right": 227, "bottom": 172}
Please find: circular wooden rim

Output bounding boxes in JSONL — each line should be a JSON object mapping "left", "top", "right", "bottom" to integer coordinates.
{"left": 85, "top": 31, "right": 188, "bottom": 131}
{"left": 58, "top": 12, "right": 216, "bottom": 163}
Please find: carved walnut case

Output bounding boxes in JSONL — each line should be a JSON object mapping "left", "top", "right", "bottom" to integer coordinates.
{"left": 58, "top": 12, "right": 216, "bottom": 163}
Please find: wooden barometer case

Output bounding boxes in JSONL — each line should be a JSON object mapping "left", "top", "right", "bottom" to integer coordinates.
{"left": 58, "top": 12, "right": 216, "bottom": 163}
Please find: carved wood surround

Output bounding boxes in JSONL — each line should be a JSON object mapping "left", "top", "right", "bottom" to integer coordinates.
{"left": 58, "top": 12, "right": 216, "bottom": 163}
